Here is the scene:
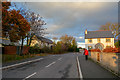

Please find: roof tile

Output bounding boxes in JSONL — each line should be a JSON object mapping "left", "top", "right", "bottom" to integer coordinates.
{"left": 85, "top": 31, "right": 114, "bottom": 39}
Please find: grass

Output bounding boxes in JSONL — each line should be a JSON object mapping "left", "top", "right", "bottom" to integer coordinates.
{"left": 33, "top": 53, "right": 50, "bottom": 56}
{"left": 2, "top": 53, "right": 51, "bottom": 63}
{"left": 2, "top": 52, "right": 74, "bottom": 63}
{"left": 2, "top": 54, "right": 35, "bottom": 63}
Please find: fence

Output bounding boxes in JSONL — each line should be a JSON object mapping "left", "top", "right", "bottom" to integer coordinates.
{"left": 3, "top": 46, "right": 29, "bottom": 55}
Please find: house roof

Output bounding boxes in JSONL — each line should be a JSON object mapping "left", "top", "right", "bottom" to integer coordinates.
{"left": 0, "top": 39, "right": 11, "bottom": 45}
{"left": 36, "top": 35, "right": 53, "bottom": 44}
{"left": 85, "top": 30, "right": 114, "bottom": 39}
{"left": 0, "top": 38, "right": 20, "bottom": 46}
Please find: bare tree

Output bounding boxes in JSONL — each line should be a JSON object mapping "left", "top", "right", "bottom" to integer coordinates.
{"left": 13, "top": 2, "right": 47, "bottom": 46}
{"left": 52, "top": 37, "right": 58, "bottom": 43}
{"left": 100, "top": 22, "right": 119, "bottom": 39}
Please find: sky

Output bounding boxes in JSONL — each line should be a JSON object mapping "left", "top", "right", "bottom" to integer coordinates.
{"left": 15, "top": 1, "right": 118, "bottom": 43}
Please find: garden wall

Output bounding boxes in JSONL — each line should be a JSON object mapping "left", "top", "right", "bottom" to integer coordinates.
{"left": 89, "top": 51, "right": 120, "bottom": 75}
{"left": 4, "top": 46, "right": 29, "bottom": 55}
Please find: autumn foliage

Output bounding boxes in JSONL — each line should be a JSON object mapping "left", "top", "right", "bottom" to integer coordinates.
{"left": 2, "top": 2, "right": 30, "bottom": 42}
{"left": 90, "top": 49, "right": 101, "bottom": 52}
{"left": 102, "top": 47, "right": 119, "bottom": 53}
{"left": 90, "top": 47, "right": 119, "bottom": 53}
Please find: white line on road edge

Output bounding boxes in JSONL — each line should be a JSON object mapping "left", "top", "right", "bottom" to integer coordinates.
{"left": 0, "top": 58, "right": 44, "bottom": 70}
{"left": 58, "top": 58, "right": 62, "bottom": 61}
{"left": 45, "top": 61, "right": 56, "bottom": 68}
{"left": 77, "top": 56, "right": 83, "bottom": 80}
{"left": 23, "top": 72, "right": 36, "bottom": 80}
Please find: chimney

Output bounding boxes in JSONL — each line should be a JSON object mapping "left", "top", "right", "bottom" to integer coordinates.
{"left": 85, "top": 29, "right": 87, "bottom": 34}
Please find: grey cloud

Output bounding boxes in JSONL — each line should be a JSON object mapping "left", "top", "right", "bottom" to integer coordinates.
{"left": 25, "top": 2, "right": 117, "bottom": 28}
{"left": 17, "top": 2, "right": 118, "bottom": 41}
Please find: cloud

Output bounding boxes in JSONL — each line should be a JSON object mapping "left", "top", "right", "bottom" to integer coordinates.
{"left": 12, "top": 0, "right": 120, "bottom": 2}
{"left": 79, "top": 37, "right": 84, "bottom": 39}
{"left": 46, "top": 24, "right": 61, "bottom": 32}
{"left": 16, "top": 2, "right": 118, "bottom": 42}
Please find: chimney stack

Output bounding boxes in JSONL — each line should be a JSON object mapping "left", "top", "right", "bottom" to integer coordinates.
{"left": 85, "top": 29, "right": 87, "bottom": 34}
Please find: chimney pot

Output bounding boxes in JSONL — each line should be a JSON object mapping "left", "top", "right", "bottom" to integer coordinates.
{"left": 85, "top": 29, "right": 87, "bottom": 34}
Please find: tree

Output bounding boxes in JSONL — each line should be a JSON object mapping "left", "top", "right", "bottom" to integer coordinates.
{"left": 2, "top": 2, "right": 11, "bottom": 38}
{"left": 71, "top": 38, "right": 77, "bottom": 51}
{"left": 2, "top": 2, "right": 30, "bottom": 42}
{"left": 27, "top": 12, "right": 46, "bottom": 46}
{"left": 52, "top": 37, "right": 58, "bottom": 44}
{"left": 100, "top": 22, "right": 120, "bottom": 39}
{"left": 2, "top": 2, "right": 30, "bottom": 55}
{"left": 13, "top": 3, "right": 47, "bottom": 46}
{"left": 60, "top": 35, "right": 74, "bottom": 44}
{"left": 60, "top": 35, "right": 77, "bottom": 52}
{"left": 115, "top": 40, "right": 120, "bottom": 48}
{"left": 53, "top": 41, "right": 62, "bottom": 54}
{"left": 52, "top": 37, "right": 58, "bottom": 42}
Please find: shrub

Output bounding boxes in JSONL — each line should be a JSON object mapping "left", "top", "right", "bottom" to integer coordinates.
{"left": 103, "top": 47, "right": 119, "bottom": 53}
{"left": 114, "top": 40, "right": 120, "bottom": 48}
{"left": 90, "top": 49, "right": 101, "bottom": 52}
{"left": 29, "top": 46, "right": 41, "bottom": 54}
{"left": 42, "top": 46, "right": 52, "bottom": 53}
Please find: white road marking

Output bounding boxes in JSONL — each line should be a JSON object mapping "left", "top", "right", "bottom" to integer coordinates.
{"left": 23, "top": 72, "right": 36, "bottom": 80}
{"left": 58, "top": 58, "right": 62, "bottom": 61}
{"left": 77, "top": 56, "right": 83, "bottom": 80}
{"left": 45, "top": 61, "right": 56, "bottom": 68}
{"left": 1, "top": 58, "right": 44, "bottom": 70}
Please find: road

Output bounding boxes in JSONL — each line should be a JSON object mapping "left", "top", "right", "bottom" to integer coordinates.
{"left": 2, "top": 53, "right": 119, "bottom": 80}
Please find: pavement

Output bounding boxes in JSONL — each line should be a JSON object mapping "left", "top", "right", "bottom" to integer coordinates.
{"left": 2, "top": 52, "right": 119, "bottom": 80}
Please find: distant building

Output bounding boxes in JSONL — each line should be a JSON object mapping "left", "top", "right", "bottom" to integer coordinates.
{"left": 31, "top": 35, "right": 53, "bottom": 49}
{"left": 85, "top": 29, "right": 114, "bottom": 50}
{"left": 77, "top": 42, "right": 85, "bottom": 48}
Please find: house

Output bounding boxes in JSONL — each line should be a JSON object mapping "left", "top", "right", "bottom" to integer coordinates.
{"left": 85, "top": 29, "right": 114, "bottom": 50}
{"left": 0, "top": 37, "right": 29, "bottom": 55}
{"left": 0, "top": 37, "right": 20, "bottom": 47}
{"left": 31, "top": 35, "right": 53, "bottom": 49}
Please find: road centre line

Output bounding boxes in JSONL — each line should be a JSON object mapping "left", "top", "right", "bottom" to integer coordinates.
{"left": 23, "top": 72, "right": 36, "bottom": 80}
{"left": 1, "top": 58, "right": 44, "bottom": 70}
{"left": 45, "top": 61, "right": 56, "bottom": 68}
{"left": 77, "top": 56, "right": 83, "bottom": 80}
{"left": 58, "top": 58, "right": 62, "bottom": 60}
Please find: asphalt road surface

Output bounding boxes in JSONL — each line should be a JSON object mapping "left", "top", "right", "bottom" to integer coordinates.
{"left": 2, "top": 53, "right": 119, "bottom": 80}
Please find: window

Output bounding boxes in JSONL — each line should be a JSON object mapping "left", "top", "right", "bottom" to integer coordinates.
{"left": 88, "top": 46, "right": 93, "bottom": 50}
{"left": 97, "top": 38, "right": 101, "bottom": 43}
{"left": 106, "top": 46, "right": 111, "bottom": 48}
{"left": 88, "top": 39, "right": 92, "bottom": 43}
{"left": 106, "top": 38, "right": 111, "bottom": 42}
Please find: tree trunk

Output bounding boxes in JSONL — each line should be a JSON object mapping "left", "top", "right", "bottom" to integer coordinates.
{"left": 27, "top": 34, "right": 29, "bottom": 46}
{"left": 20, "top": 37, "right": 24, "bottom": 56}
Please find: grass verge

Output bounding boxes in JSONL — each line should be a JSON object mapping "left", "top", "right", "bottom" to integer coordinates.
{"left": 2, "top": 54, "right": 35, "bottom": 63}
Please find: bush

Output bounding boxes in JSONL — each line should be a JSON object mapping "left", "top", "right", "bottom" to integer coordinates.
{"left": 52, "top": 42, "right": 62, "bottom": 54}
{"left": 42, "top": 46, "right": 52, "bottom": 53}
{"left": 29, "top": 46, "right": 41, "bottom": 54}
{"left": 90, "top": 49, "right": 101, "bottom": 52}
{"left": 103, "top": 47, "right": 119, "bottom": 53}
{"left": 114, "top": 40, "right": 120, "bottom": 48}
